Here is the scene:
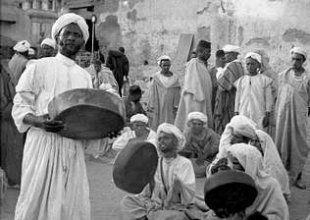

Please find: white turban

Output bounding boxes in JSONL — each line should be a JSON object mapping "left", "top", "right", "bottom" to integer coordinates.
{"left": 41, "top": 38, "right": 56, "bottom": 49}
{"left": 229, "top": 115, "right": 257, "bottom": 139}
{"left": 157, "top": 123, "right": 185, "bottom": 151}
{"left": 28, "top": 48, "right": 35, "bottom": 55}
{"left": 223, "top": 44, "right": 240, "bottom": 53}
{"left": 130, "top": 114, "right": 149, "bottom": 124}
{"left": 187, "top": 111, "right": 208, "bottom": 125}
{"left": 245, "top": 52, "right": 262, "bottom": 64}
{"left": 13, "top": 40, "right": 31, "bottom": 52}
{"left": 290, "top": 47, "right": 307, "bottom": 60}
{"left": 157, "top": 55, "right": 171, "bottom": 65}
{"left": 51, "top": 13, "right": 89, "bottom": 43}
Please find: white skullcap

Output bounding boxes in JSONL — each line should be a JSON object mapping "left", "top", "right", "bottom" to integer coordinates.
{"left": 245, "top": 52, "right": 262, "bottom": 64}
{"left": 229, "top": 115, "right": 257, "bottom": 140}
{"left": 13, "top": 40, "right": 31, "bottom": 52}
{"left": 290, "top": 47, "right": 307, "bottom": 60}
{"left": 157, "top": 123, "right": 185, "bottom": 151}
{"left": 157, "top": 55, "right": 171, "bottom": 65}
{"left": 223, "top": 44, "right": 240, "bottom": 53}
{"left": 51, "top": 13, "right": 89, "bottom": 43}
{"left": 187, "top": 111, "right": 208, "bottom": 124}
{"left": 28, "top": 48, "right": 35, "bottom": 55}
{"left": 130, "top": 114, "right": 149, "bottom": 124}
{"left": 41, "top": 38, "right": 56, "bottom": 49}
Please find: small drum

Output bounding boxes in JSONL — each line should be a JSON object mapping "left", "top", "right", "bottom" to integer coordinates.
{"left": 204, "top": 170, "right": 257, "bottom": 213}
{"left": 48, "top": 88, "right": 125, "bottom": 139}
{"left": 113, "top": 141, "right": 158, "bottom": 194}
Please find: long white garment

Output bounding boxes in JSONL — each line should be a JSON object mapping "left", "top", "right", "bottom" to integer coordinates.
{"left": 121, "top": 155, "right": 196, "bottom": 220}
{"left": 112, "top": 129, "right": 157, "bottom": 152}
{"left": 234, "top": 74, "right": 273, "bottom": 129}
{"left": 12, "top": 53, "right": 93, "bottom": 220}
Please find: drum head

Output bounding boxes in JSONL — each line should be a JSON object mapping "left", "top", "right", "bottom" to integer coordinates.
{"left": 204, "top": 170, "right": 257, "bottom": 212}
{"left": 113, "top": 141, "right": 158, "bottom": 194}
{"left": 48, "top": 88, "right": 125, "bottom": 139}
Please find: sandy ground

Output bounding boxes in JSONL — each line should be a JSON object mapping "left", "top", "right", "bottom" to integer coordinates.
{"left": 1, "top": 118, "right": 310, "bottom": 220}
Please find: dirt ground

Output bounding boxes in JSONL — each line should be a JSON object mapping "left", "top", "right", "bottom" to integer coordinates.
{"left": 1, "top": 118, "right": 310, "bottom": 220}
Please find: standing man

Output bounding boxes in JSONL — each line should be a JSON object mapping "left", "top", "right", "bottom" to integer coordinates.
{"left": 106, "top": 46, "right": 129, "bottom": 96}
{"left": 214, "top": 44, "right": 244, "bottom": 134}
{"left": 175, "top": 40, "right": 213, "bottom": 131}
{"left": 148, "top": 55, "right": 181, "bottom": 130}
{"left": 39, "top": 38, "right": 56, "bottom": 58}
{"left": 275, "top": 47, "right": 310, "bottom": 190}
{"left": 12, "top": 13, "right": 93, "bottom": 220}
{"left": 8, "top": 40, "right": 30, "bottom": 84}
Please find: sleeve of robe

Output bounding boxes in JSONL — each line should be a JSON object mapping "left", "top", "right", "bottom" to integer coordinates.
{"left": 12, "top": 62, "right": 40, "bottom": 133}
{"left": 175, "top": 159, "right": 196, "bottom": 204}
{"left": 264, "top": 77, "right": 273, "bottom": 112}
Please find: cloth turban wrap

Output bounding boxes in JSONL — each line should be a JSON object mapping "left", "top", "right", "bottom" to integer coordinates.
{"left": 290, "top": 47, "right": 307, "bottom": 60}
{"left": 157, "top": 123, "right": 185, "bottom": 152}
{"left": 197, "top": 40, "right": 211, "bottom": 50}
{"left": 245, "top": 52, "right": 262, "bottom": 64}
{"left": 157, "top": 55, "right": 171, "bottom": 65}
{"left": 223, "top": 44, "right": 240, "bottom": 53}
{"left": 229, "top": 115, "right": 257, "bottom": 140}
{"left": 51, "top": 13, "right": 89, "bottom": 43}
{"left": 41, "top": 38, "right": 56, "bottom": 49}
{"left": 187, "top": 111, "right": 208, "bottom": 125}
{"left": 130, "top": 114, "right": 149, "bottom": 124}
{"left": 13, "top": 40, "right": 31, "bottom": 52}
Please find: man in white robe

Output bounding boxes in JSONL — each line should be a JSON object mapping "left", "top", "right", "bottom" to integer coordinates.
{"left": 234, "top": 52, "right": 273, "bottom": 130}
{"left": 121, "top": 123, "right": 196, "bottom": 220}
{"left": 12, "top": 13, "right": 93, "bottom": 220}
{"left": 175, "top": 40, "right": 213, "bottom": 131}
{"left": 275, "top": 47, "right": 310, "bottom": 189}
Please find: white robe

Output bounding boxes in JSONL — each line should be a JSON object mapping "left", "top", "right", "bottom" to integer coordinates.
{"left": 12, "top": 53, "right": 93, "bottom": 220}
{"left": 234, "top": 74, "right": 273, "bottom": 129}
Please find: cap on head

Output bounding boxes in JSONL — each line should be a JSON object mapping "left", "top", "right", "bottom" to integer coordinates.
{"left": 13, "top": 40, "right": 31, "bottom": 52}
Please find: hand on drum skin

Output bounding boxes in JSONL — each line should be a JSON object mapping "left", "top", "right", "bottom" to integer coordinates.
{"left": 43, "top": 119, "right": 64, "bottom": 133}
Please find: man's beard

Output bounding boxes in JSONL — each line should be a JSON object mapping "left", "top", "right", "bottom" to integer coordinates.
{"left": 59, "top": 40, "right": 82, "bottom": 57}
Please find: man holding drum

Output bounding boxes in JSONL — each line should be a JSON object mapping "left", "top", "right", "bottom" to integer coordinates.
{"left": 12, "top": 13, "right": 93, "bottom": 220}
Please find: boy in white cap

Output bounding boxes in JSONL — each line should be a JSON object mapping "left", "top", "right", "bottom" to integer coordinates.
{"left": 275, "top": 47, "right": 310, "bottom": 190}
{"left": 148, "top": 55, "right": 181, "bottom": 130}
{"left": 12, "top": 13, "right": 92, "bottom": 220}
{"left": 214, "top": 44, "right": 244, "bottom": 135}
{"left": 8, "top": 40, "right": 31, "bottom": 84}
{"left": 121, "top": 123, "right": 196, "bottom": 220}
{"left": 234, "top": 52, "right": 273, "bottom": 130}
{"left": 39, "top": 37, "right": 56, "bottom": 58}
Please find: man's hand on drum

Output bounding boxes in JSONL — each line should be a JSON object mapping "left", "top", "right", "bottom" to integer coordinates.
{"left": 24, "top": 113, "right": 64, "bottom": 133}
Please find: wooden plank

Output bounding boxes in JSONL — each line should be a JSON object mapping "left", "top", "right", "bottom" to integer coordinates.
{"left": 174, "top": 34, "right": 194, "bottom": 63}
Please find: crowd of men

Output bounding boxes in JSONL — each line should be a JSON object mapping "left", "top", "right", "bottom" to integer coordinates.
{"left": 0, "top": 12, "right": 310, "bottom": 220}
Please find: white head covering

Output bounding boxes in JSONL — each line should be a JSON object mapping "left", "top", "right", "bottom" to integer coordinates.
{"left": 28, "top": 48, "right": 35, "bottom": 55}
{"left": 157, "top": 123, "right": 185, "bottom": 151}
{"left": 222, "top": 44, "right": 240, "bottom": 53}
{"left": 51, "top": 13, "right": 89, "bottom": 43}
{"left": 157, "top": 55, "right": 171, "bottom": 65}
{"left": 13, "top": 40, "right": 31, "bottom": 52}
{"left": 290, "top": 47, "right": 307, "bottom": 60}
{"left": 187, "top": 111, "right": 208, "bottom": 125}
{"left": 245, "top": 52, "right": 262, "bottom": 64}
{"left": 41, "top": 38, "right": 56, "bottom": 49}
{"left": 130, "top": 114, "right": 149, "bottom": 124}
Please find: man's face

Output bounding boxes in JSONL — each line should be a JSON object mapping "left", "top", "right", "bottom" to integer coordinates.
{"left": 189, "top": 119, "right": 204, "bottom": 135}
{"left": 57, "top": 23, "right": 84, "bottom": 57}
{"left": 291, "top": 53, "right": 305, "bottom": 70}
{"left": 157, "top": 132, "right": 178, "bottom": 156}
{"left": 41, "top": 44, "right": 54, "bottom": 57}
{"left": 246, "top": 58, "right": 260, "bottom": 75}
{"left": 197, "top": 48, "right": 211, "bottom": 61}
{"left": 160, "top": 60, "right": 171, "bottom": 73}
{"left": 216, "top": 55, "right": 226, "bottom": 68}
{"left": 94, "top": 63, "right": 102, "bottom": 72}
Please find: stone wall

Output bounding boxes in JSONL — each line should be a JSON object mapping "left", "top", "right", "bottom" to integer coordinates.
{"left": 94, "top": 0, "right": 310, "bottom": 80}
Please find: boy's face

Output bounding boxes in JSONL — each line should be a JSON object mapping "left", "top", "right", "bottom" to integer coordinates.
{"left": 160, "top": 60, "right": 171, "bottom": 73}
{"left": 246, "top": 58, "right": 260, "bottom": 75}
